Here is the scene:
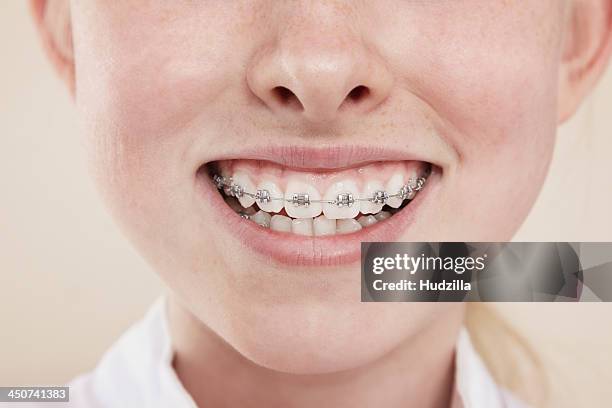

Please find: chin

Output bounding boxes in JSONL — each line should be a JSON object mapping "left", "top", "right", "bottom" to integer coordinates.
{"left": 206, "top": 297, "right": 460, "bottom": 374}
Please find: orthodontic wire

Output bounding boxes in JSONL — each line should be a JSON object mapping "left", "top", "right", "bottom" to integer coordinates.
{"left": 212, "top": 174, "right": 427, "bottom": 207}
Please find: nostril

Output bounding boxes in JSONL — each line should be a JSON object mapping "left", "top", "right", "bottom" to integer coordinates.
{"left": 272, "top": 86, "right": 303, "bottom": 111}
{"left": 346, "top": 85, "right": 370, "bottom": 103}
{"left": 273, "top": 86, "right": 293, "bottom": 102}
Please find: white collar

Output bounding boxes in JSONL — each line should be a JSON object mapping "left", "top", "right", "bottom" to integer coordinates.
{"left": 67, "top": 297, "right": 527, "bottom": 408}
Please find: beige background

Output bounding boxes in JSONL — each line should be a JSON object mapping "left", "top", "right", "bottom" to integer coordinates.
{"left": 1, "top": 1, "right": 611, "bottom": 406}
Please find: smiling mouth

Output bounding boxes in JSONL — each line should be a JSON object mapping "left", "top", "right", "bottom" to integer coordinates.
{"left": 203, "top": 158, "right": 432, "bottom": 236}
{"left": 196, "top": 153, "right": 438, "bottom": 266}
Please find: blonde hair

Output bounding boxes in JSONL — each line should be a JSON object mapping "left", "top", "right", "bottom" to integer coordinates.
{"left": 465, "top": 304, "right": 550, "bottom": 407}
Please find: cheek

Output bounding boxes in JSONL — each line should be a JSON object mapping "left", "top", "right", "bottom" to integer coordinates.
{"left": 70, "top": 4, "right": 251, "bottom": 288}
{"left": 404, "top": 2, "right": 563, "bottom": 152}
{"left": 435, "top": 35, "right": 559, "bottom": 239}
{"left": 71, "top": 1, "right": 271, "bottom": 167}
{"left": 71, "top": 4, "right": 249, "bottom": 228}
{"left": 73, "top": 5, "right": 240, "bottom": 161}
{"left": 384, "top": 3, "right": 563, "bottom": 239}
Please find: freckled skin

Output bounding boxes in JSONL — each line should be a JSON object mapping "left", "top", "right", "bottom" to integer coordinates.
{"left": 70, "top": 0, "right": 567, "bottom": 376}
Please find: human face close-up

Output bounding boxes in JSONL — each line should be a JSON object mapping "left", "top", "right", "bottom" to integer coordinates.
{"left": 66, "top": 0, "right": 578, "bottom": 375}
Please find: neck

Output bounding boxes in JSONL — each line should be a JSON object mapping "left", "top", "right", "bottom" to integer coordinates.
{"left": 168, "top": 298, "right": 464, "bottom": 408}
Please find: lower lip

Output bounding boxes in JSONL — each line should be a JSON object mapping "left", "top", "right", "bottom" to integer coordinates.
{"left": 196, "top": 168, "right": 440, "bottom": 267}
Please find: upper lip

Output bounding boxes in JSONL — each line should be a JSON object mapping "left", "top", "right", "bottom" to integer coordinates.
{"left": 202, "top": 144, "right": 436, "bottom": 171}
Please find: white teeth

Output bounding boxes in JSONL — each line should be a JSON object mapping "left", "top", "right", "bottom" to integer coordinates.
{"left": 313, "top": 215, "right": 336, "bottom": 236}
{"left": 323, "top": 180, "right": 360, "bottom": 219}
{"left": 357, "top": 215, "right": 378, "bottom": 228}
{"left": 251, "top": 210, "right": 271, "bottom": 227}
{"left": 360, "top": 180, "right": 385, "bottom": 214}
{"left": 225, "top": 168, "right": 426, "bottom": 234}
{"left": 374, "top": 211, "right": 391, "bottom": 221}
{"left": 270, "top": 214, "right": 292, "bottom": 232}
{"left": 233, "top": 172, "right": 256, "bottom": 208}
{"left": 291, "top": 218, "right": 313, "bottom": 236}
{"left": 336, "top": 218, "right": 363, "bottom": 234}
{"left": 284, "top": 181, "right": 322, "bottom": 218}
{"left": 385, "top": 173, "right": 405, "bottom": 208}
{"left": 256, "top": 180, "right": 284, "bottom": 213}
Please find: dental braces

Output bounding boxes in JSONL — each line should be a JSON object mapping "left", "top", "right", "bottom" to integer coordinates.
{"left": 212, "top": 174, "right": 427, "bottom": 207}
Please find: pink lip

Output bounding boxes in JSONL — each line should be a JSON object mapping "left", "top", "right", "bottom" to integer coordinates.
{"left": 196, "top": 155, "right": 440, "bottom": 267}
{"left": 203, "top": 144, "right": 439, "bottom": 170}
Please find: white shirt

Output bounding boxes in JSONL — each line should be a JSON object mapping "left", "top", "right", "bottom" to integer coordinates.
{"left": 13, "top": 298, "right": 528, "bottom": 408}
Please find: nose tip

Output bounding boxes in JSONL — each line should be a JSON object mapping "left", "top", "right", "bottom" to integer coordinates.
{"left": 247, "top": 41, "right": 393, "bottom": 123}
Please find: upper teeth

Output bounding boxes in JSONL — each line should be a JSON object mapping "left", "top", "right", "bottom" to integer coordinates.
{"left": 212, "top": 174, "right": 426, "bottom": 219}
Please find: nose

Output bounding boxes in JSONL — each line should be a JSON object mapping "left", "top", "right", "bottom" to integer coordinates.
{"left": 246, "top": 11, "right": 393, "bottom": 123}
